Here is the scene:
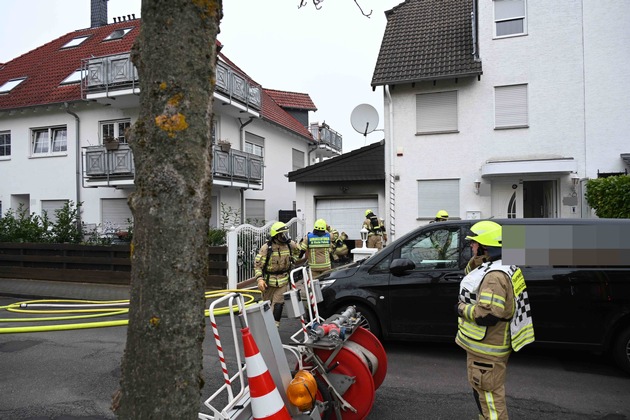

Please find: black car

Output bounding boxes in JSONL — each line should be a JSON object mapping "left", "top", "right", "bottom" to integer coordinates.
{"left": 317, "top": 218, "right": 630, "bottom": 374}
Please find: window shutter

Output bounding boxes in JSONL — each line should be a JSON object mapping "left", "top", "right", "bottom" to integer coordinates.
{"left": 495, "top": 84, "right": 528, "bottom": 128}
{"left": 292, "top": 148, "right": 305, "bottom": 171}
{"left": 245, "top": 199, "right": 265, "bottom": 226}
{"left": 102, "top": 198, "right": 132, "bottom": 228}
{"left": 417, "top": 180, "right": 460, "bottom": 218}
{"left": 41, "top": 200, "right": 68, "bottom": 225}
{"left": 416, "top": 91, "right": 458, "bottom": 133}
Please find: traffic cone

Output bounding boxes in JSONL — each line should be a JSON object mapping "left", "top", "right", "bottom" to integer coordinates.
{"left": 241, "top": 326, "right": 291, "bottom": 420}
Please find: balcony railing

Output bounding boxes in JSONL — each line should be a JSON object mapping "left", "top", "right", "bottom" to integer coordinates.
{"left": 81, "top": 54, "right": 261, "bottom": 112}
{"left": 82, "top": 144, "right": 264, "bottom": 189}
{"left": 309, "top": 122, "right": 343, "bottom": 152}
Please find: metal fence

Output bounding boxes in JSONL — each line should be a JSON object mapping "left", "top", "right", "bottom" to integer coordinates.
{"left": 226, "top": 217, "right": 305, "bottom": 289}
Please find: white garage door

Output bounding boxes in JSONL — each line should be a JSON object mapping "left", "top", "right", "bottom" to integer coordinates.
{"left": 315, "top": 197, "right": 378, "bottom": 240}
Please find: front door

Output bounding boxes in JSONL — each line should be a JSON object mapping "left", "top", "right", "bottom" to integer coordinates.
{"left": 492, "top": 182, "right": 523, "bottom": 218}
{"left": 492, "top": 180, "right": 557, "bottom": 218}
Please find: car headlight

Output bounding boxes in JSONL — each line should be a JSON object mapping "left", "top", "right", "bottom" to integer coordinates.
{"left": 318, "top": 279, "right": 336, "bottom": 289}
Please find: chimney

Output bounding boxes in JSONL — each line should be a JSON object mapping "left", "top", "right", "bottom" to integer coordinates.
{"left": 91, "top": 0, "right": 108, "bottom": 28}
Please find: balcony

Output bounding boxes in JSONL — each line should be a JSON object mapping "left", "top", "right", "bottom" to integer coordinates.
{"left": 309, "top": 122, "right": 343, "bottom": 160}
{"left": 81, "top": 54, "right": 261, "bottom": 115}
{"left": 82, "top": 144, "right": 264, "bottom": 190}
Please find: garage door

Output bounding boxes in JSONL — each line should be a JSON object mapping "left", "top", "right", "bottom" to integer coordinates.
{"left": 315, "top": 197, "right": 378, "bottom": 240}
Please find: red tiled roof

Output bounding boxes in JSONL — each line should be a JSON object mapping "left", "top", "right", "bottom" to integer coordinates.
{"left": 265, "top": 89, "right": 317, "bottom": 111}
{"left": 0, "top": 20, "right": 140, "bottom": 110}
{"left": 0, "top": 20, "right": 314, "bottom": 142}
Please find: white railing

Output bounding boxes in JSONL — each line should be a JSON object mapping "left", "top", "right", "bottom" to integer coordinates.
{"left": 226, "top": 217, "right": 305, "bottom": 289}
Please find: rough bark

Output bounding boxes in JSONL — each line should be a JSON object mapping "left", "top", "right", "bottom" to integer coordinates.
{"left": 116, "top": 1, "right": 222, "bottom": 418}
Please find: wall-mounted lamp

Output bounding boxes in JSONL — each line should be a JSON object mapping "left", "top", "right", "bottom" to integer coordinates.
{"left": 473, "top": 179, "right": 481, "bottom": 195}
{"left": 360, "top": 227, "right": 369, "bottom": 248}
{"left": 570, "top": 173, "right": 580, "bottom": 195}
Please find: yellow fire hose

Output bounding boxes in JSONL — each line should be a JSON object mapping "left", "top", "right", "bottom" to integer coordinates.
{"left": 0, "top": 289, "right": 260, "bottom": 334}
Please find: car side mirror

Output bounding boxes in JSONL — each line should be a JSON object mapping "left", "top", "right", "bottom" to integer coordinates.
{"left": 390, "top": 258, "right": 415, "bottom": 275}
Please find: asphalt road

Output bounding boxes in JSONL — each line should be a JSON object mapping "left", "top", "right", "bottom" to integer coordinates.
{"left": 1, "top": 295, "right": 629, "bottom": 420}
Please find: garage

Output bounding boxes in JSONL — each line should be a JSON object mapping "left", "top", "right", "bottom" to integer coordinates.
{"left": 316, "top": 197, "right": 378, "bottom": 240}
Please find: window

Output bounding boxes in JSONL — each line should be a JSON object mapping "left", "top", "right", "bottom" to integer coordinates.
{"left": 211, "top": 118, "right": 220, "bottom": 144}
{"left": 0, "top": 78, "right": 26, "bottom": 94}
{"left": 244, "top": 132, "right": 264, "bottom": 157}
{"left": 61, "top": 36, "right": 90, "bottom": 48}
{"left": 494, "top": 0, "right": 527, "bottom": 37}
{"left": 60, "top": 70, "right": 85, "bottom": 85}
{"left": 102, "top": 198, "right": 133, "bottom": 229}
{"left": 245, "top": 199, "right": 265, "bottom": 226}
{"left": 292, "top": 149, "right": 305, "bottom": 171}
{"left": 0, "top": 131, "right": 10, "bottom": 157}
{"left": 416, "top": 91, "right": 458, "bottom": 134}
{"left": 495, "top": 84, "right": 528, "bottom": 128}
{"left": 104, "top": 28, "right": 133, "bottom": 41}
{"left": 417, "top": 179, "right": 460, "bottom": 218}
{"left": 400, "top": 227, "right": 461, "bottom": 270}
{"left": 100, "top": 119, "right": 131, "bottom": 144}
{"left": 31, "top": 127, "right": 67, "bottom": 156}
{"left": 41, "top": 200, "right": 68, "bottom": 225}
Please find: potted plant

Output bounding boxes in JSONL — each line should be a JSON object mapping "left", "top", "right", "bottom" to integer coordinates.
{"left": 104, "top": 136, "right": 119, "bottom": 151}
{"left": 218, "top": 139, "right": 231, "bottom": 152}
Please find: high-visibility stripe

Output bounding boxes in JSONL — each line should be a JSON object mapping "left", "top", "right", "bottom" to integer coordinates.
{"left": 479, "top": 292, "right": 506, "bottom": 309}
{"left": 512, "top": 324, "right": 535, "bottom": 351}
{"left": 458, "top": 318, "right": 487, "bottom": 340}
{"left": 245, "top": 353, "right": 268, "bottom": 378}
{"left": 456, "top": 332, "right": 511, "bottom": 357}
{"left": 484, "top": 391, "right": 499, "bottom": 420}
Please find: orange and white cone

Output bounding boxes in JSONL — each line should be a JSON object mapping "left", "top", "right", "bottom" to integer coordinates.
{"left": 241, "top": 326, "right": 291, "bottom": 420}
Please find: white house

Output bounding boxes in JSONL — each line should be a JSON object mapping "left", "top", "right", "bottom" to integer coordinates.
{"left": 0, "top": 1, "right": 342, "bottom": 234}
{"left": 372, "top": 0, "right": 630, "bottom": 240}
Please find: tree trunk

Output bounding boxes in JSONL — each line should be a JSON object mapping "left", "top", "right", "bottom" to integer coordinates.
{"left": 117, "top": 1, "right": 222, "bottom": 418}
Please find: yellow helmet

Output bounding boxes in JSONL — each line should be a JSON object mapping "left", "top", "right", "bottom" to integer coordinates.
{"left": 435, "top": 210, "right": 449, "bottom": 220}
{"left": 365, "top": 209, "right": 373, "bottom": 217}
{"left": 270, "top": 221, "right": 288, "bottom": 238}
{"left": 314, "top": 219, "right": 327, "bottom": 231}
{"left": 465, "top": 221, "right": 502, "bottom": 247}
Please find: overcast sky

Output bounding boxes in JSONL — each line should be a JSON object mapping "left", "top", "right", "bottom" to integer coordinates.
{"left": 0, "top": 0, "right": 402, "bottom": 152}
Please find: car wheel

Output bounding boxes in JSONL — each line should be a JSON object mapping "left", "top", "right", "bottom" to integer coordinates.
{"left": 613, "top": 325, "right": 630, "bottom": 375}
{"left": 352, "top": 304, "right": 382, "bottom": 339}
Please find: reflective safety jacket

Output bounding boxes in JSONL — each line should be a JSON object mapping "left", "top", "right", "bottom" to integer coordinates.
{"left": 362, "top": 215, "right": 386, "bottom": 236}
{"left": 456, "top": 260, "right": 535, "bottom": 359}
{"left": 254, "top": 239, "right": 300, "bottom": 287}
{"left": 300, "top": 232, "right": 332, "bottom": 271}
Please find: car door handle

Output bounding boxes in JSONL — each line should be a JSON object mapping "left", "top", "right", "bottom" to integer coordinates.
{"left": 443, "top": 273, "right": 464, "bottom": 282}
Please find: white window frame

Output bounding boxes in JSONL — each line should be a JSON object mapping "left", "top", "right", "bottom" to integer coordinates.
{"left": 31, "top": 126, "right": 67, "bottom": 156}
{"left": 0, "top": 131, "right": 10, "bottom": 158}
{"left": 416, "top": 91, "right": 458, "bottom": 134}
{"left": 417, "top": 179, "right": 460, "bottom": 219}
{"left": 244, "top": 132, "right": 264, "bottom": 158}
{"left": 60, "top": 69, "right": 85, "bottom": 85}
{"left": 104, "top": 28, "right": 133, "bottom": 41}
{"left": 61, "top": 36, "right": 90, "bottom": 49}
{"left": 495, "top": 84, "right": 528, "bottom": 129}
{"left": 100, "top": 119, "right": 131, "bottom": 144}
{"left": 493, "top": 0, "right": 527, "bottom": 38}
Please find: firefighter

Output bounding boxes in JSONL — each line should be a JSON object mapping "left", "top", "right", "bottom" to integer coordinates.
{"left": 362, "top": 209, "right": 387, "bottom": 249}
{"left": 330, "top": 228, "right": 349, "bottom": 266}
{"left": 300, "top": 218, "right": 332, "bottom": 278}
{"left": 464, "top": 220, "right": 496, "bottom": 274}
{"left": 254, "top": 221, "right": 301, "bottom": 327}
{"left": 455, "top": 221, "right": 535, "bottom": 420}
{"left": 432, "top": 209, "right": 449, "bottom": 223}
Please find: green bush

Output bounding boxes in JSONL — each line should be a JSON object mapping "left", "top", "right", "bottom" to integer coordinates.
{"left": 208, "top": 227, "right": 227, "bottom": 246}
{"left": 0, "top": 201, "right": 85, "bottom": 244}
{"left": 585, "top": 175, "right": 630, "bottom": 218}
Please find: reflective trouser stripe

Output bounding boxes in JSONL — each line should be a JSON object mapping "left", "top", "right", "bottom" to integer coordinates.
{"left": 484, "top": 391, "right": 499, "bottom": 420}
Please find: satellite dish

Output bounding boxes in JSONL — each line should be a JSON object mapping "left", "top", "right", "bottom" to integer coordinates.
{"left": 350, "top": 104, "right": 379, "bottom": 136}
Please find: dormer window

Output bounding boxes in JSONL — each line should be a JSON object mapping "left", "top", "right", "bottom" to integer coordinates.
{"left": 0, "top": 78, "right": 26, "bottom": 94}
{"left": 60, "top": 70, "right": 85, "bottom": 85}
{"left": 104, "top": 28, "right": 133, "bottom": 41}
{"left": 61, "top": 36, "right": 90, "bottom": 49}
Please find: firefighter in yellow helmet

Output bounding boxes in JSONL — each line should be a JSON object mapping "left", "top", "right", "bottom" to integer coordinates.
{"left": 254, "top": 221, "right": 301, "bottom": 327}
{"left": 300, "top": 219, "right": 332, "bottom": 278}
{"left": 456, "top": 221, "right": 535, "bottom": 420}
{"left": 464, "top": 220, "right": 496, "bottom": 274}
{"left": 362, "top": 209, "right": 387, "bottom": 249}
{"left": 434, "top": 209, "right": 449, "bottom": 222}
{"left": 330, "top": 227, "right": 349, "bottom": 266}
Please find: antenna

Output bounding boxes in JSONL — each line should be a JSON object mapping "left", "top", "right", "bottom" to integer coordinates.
{"left": 350, "top": 104, "right": 379, "bottom": 137}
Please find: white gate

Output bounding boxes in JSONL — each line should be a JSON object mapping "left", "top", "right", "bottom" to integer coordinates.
{"left": 226, "top": 217, "right": 305, "bottom": 289}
